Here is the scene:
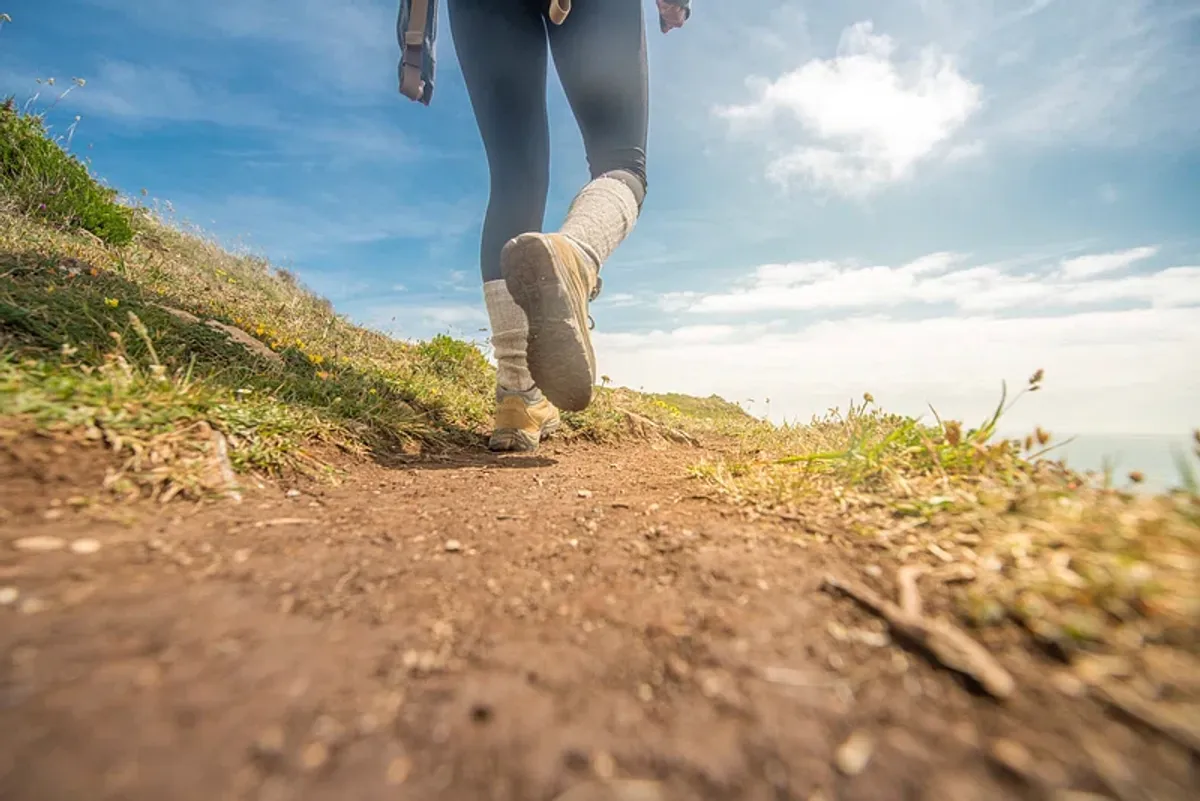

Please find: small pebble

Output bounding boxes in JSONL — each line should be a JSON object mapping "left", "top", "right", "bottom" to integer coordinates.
{"left": 854, "top": 629, "right": 890, "bottom": 648}
{"left": 592, "top": 750, "right": 616, "bottom": 779}
{"left": 826, "top": 621, "right": 848, "bottom": 641}
{"left": 0, "top": 587, "right": 19, "bottom": 606}
{"left": 950, "top": 721, "right": 979, "bottom": 749}
{"left": 286, "top": 489, "right": 301, "bottom": 498}
{"left": 252, "top": 726, "right": 286, "bottom": 758}
{"left": 1051, "top": 670, "right": 1085, "bottom": 698}
{"left": 14, "top": 536, "right": 66, "bottom": 553}
{"left": 665, "top": 654, "right": 690, "bottom": 679}
{"left": 444, "top": 539, "right": 463, "bottom": 553}
{"left": 300, "top": 742, "right": 329, "bottom": 771}
{"left": 386, "top": 755, "right": 412, "bottom": 785}
{"left": 989, "top": 738, "right": 1035, "bottom": 779}
{"left": 835, "top": 730, "right": 874, "bottom": 776}
{"left": 578, "top": 489, "right": 594, "bottom": 499}
{"left": 20, "top": 598, "right": 49, "bottom": 614}
{"left": 552, "top": 779, "right": 665, "bottom": 801}
{"left": 70, "top": 538, "right": 101, "bottom": 555}
{"left": 1073, "top": 654, "right": 1131, "bottom": 685}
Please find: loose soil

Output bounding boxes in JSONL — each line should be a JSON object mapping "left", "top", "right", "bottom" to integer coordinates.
{"left": 1, "top": 433, "right": 1195, "bottom": 801}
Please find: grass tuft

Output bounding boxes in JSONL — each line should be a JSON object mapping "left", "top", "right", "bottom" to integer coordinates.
{"left": 1, "top": 100, "right": 134, "bottom": 245}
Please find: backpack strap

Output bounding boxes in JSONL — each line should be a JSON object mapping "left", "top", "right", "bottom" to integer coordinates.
{"left": 548, "top": 1, "right": 571, "bottom": 25}
{"left": 659, "top": 0, "right": 691, "bottom": 32}
{"left": 399, "top": 0, "right": 432, "bottom": 103}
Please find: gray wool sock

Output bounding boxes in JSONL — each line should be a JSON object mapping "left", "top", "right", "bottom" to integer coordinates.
{"left": 559, "top": 174, "right": 641, "bottom": 274}
{"left": 483, "top": 279, "right": 534, "bottom": 392}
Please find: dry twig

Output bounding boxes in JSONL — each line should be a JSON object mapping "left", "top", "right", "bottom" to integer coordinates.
{"left": 897, "top": 565, "right": 926, "bottom": 617}
{"left": 1090, "top": 680, "right": 1200, "bottom": 757}
{"left": 821, "top": 573, "right": 1015, "bottom": 700}
{"left": 210, "top": 428, "right": 242, "bottom": 503}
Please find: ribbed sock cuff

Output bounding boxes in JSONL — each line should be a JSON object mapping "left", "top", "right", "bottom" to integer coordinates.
{"left": 483, "top": 279, "right": 533, "bottom": 392}
{"left": 559, "top": 175, "right": 640, "bottom": 272}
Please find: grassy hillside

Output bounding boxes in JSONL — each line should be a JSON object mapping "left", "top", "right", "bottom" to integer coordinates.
{"left": 0, "top": 101, "right": 754, "bottom": 494}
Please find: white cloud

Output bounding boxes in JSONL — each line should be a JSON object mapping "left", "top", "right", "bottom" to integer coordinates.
{"left": 596, "top": 293, "right": 642, "bottom": 308}
{"left": 422, "top": 305, "right": 487, "bottom": 326}
{"left": 671, "top": 247, "right": 1200, "bottom": 315}
{"left": 945, "top": 139, "right": 986, "bottom": 162}
{"left": 658, "top": 291, "right": 703, "bottom": 313}
{"left": 352, "top": 301, "right": 488, "bottom": 342}
{"left": 1059, "top": 246, "right": 1156, "bottom": 280}
{"left": 716, "top": 21, "right": 982, "bottom": 195}
{"left": 596, "top": 306, "right": 1200, "bottom": 436}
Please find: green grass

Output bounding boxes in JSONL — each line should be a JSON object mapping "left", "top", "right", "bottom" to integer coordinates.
{"left": 1, "top": 100, "right": 134, "bottom": 245}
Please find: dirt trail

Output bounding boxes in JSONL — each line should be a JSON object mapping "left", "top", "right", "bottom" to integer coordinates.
{"left": 1, "top": 436, "right": 1194, "bottom": 801}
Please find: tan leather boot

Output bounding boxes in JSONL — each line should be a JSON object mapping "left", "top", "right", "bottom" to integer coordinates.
{"left": 499, "top": 232, "right": 600, "bottom": 413}
{"left": 488, "top": 387, "right": 562, "bottom": 452}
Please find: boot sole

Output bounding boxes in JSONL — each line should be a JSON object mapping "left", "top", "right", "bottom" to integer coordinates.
{"left": 501, "top": 235, "right": 594, "bottom": 412}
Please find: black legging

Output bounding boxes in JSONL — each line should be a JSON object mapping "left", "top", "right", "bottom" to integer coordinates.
{"left": 447, "top": 0, "right": 648, "bottom": 281}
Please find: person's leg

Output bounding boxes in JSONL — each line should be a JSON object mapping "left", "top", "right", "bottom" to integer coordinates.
{"left": 447, "top": 0, "right": 560, "bottom": 450}
{"left": 550, "top": 0, "right": 648, "bottom": 214}
{"left": 500, "top": 0, "right": 648, "bottom": 412}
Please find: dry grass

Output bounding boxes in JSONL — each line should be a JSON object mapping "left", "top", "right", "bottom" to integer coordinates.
{"left": 690, "top": 371, "right": 1200, "bottom": 705}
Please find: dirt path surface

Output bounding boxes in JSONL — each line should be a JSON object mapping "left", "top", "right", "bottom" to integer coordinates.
{"left": 1, "top": 436, "right": 1195, "bottom": 801}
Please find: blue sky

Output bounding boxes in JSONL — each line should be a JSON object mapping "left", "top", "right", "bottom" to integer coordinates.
{"left": 4, "top": 0, "right": 1199, "bottom": 435}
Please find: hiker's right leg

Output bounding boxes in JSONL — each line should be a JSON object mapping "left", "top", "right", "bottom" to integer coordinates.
{"left": 448, "top": 0, "right": 560, "bottom": 451}
{"left": 499, "top": 0, "right": 648, "bottom": 412}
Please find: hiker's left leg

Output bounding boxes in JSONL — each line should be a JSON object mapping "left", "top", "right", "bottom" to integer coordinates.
{"left": 448, "top": 0, "right": 561, "bottom": 451}
{"left": 500, "top": 0, "right": 648, "bottom": 412}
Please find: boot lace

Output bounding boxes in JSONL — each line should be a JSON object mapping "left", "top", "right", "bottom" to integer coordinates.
{"left": 587, "top": 274, "right": 602, "bottom": 329}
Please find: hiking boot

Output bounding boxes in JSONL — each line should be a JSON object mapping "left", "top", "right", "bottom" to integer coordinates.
{"left": 500, "top": 232, "right": 601, "bottom": 412}
{"left": 488, "top": 387, "right": 562, "bottom": 452}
